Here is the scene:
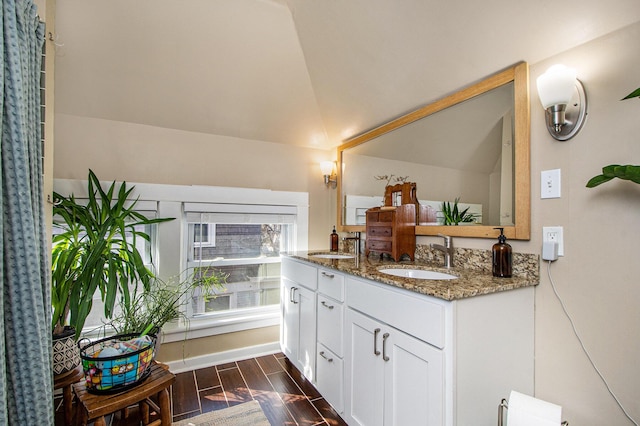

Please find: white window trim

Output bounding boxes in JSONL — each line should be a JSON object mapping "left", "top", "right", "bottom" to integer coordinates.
{"left": 53, "top": 179, "right": 308, "bottom": 340}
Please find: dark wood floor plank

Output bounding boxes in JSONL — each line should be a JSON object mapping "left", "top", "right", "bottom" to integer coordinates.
{"left": 194, "top": 366, "right": 220, "bottom": 390}
{"left": 237, "top": 358, "right": 275, "bottom": 394}
{"left": 216, "top": 361, "right": 237, "bottom": 370}
{"left": 171, "top": 371, "right": 200, "bottom": 415}
{"left": 238, "top": 358, "right": 296, "bottom": 425}
{"left": 278, "top": 356, "right": 323, "bottom": 399}
{"left": 311, "top": 397, "right": 349, "bottom": 426}
{"left": 269, "top": 370, "right": 325, "bottom": 425}
{"left": 256, "top": 353, "right": 285, "bottom": 374}
{"left": 218, "top": 366, "right": 253, "bottom": 406}
{"left": 199, "top": 385, "right": 229, "bottom": 412}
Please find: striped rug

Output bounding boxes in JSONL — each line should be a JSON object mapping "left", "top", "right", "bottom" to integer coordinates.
{"left": 172, "top": 400, "right": 270, "bottom": 426}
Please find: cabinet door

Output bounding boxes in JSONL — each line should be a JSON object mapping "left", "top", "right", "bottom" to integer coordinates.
{"left": 345, "top": 309, "right": 384, "bottom": 426}
{"left": 281, "top": 278, "right": 316, "bottom": 381}
{"left": 316, "top": 343, "right": 344, "bottom": 414}
{"left": 383, "top": 330, "right": 444, "bottom": 426}
{"left": 281, "top": 278, "right": 299, "bottom": 362}
{"left": 296, "top": 284, "right": 316, "bottom": 381}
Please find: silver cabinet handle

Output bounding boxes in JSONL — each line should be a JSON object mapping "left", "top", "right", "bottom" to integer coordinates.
{"left": 321, "top": 271, "right": 335, "bottom": 279}
{"left": 290, "top": 287, "right": 298, "bottom": 304}
{"left": 319, "top": 351, "right": 333, "bottom": 363}
{"left": 374, "top": 328, "right": 381, "bottom": 356}
{"left": 321, "top": 300, "right": 334, "bottom": 310}
{"left": 382, "top": 333, "right": 390, "bottom": 362}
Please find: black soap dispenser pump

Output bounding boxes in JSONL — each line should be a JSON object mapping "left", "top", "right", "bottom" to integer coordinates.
{"left": 330, "top": 226, "right": 339, "bottom": 252}
{"left": 492, "top": 227, "right": 512, "bottom": 278}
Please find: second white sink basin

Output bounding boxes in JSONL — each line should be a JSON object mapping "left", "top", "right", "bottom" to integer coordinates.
{"left": 379, "top": 268, "right": 458, "bottom": 280}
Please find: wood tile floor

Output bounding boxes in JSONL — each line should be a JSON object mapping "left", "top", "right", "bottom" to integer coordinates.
{"left": 54, "top": 352, "right": 347, "bottom": 425}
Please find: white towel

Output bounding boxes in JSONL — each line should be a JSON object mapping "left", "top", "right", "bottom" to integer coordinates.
{"left": 507, "top": 390, "right": 562, "bottom": 426}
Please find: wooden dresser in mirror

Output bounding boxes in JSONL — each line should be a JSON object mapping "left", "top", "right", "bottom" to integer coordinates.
{"left": 365, "top": 183, "right": 419, "bottom": 261}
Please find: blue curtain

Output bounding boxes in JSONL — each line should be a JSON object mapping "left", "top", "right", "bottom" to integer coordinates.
{"left": 0, "top": 0, "right": 50, "bottom": 425}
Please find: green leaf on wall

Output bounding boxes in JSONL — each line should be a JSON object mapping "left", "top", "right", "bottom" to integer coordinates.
{"left": 622, "top": 87, "right": 640, "bottom": 100}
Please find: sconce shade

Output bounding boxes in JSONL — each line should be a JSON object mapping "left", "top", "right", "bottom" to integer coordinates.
{"left": 320, "top": 161, "right": 337, "bottom": 188}
{"left": 536, "top": 64, "right": 587, "bottom": 141}
{"left": 536, "top": 65, "right": 577, "bottom": 108}
{"left": 320, "top": 161, "right": 335, "bottom": 176}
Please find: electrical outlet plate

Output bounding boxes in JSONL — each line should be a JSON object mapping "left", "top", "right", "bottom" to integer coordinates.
{"left": 542, "top": 226, "right": 564, "bottom": 256}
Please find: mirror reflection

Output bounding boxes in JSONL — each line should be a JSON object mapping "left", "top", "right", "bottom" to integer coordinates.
{"left": 337, "top": 62, "right": 530, "bottom": 240}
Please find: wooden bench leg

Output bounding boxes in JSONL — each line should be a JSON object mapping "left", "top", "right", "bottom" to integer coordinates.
{"left": 158, "top": 388, "right": 171, "bottom": 426}
{"left": 62, "top": 385, "right": 74, "bottom": 425}
{"left": 140, "top": 398, "right": 150, "bottom": 424}
{"left": 75, "top": 404, "right": 87, "bottom": 426}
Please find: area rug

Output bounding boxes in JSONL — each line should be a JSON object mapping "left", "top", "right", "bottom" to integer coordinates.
{"left": 172, "top": 400, "right": 270, "bottom": 426}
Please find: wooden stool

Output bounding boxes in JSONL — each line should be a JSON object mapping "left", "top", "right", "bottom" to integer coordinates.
{"left": 54, "top": 365, "right": 84, "bottom": 425}
{"left": 73, "top": 361, "right": 175, "bottom": 426}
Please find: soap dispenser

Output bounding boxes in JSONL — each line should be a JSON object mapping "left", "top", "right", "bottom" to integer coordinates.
{"left": 492, "top": 227, "right": 512, "bottom": 278}
{"left": 330, "top": 226, "right": 339, "bottom": 252}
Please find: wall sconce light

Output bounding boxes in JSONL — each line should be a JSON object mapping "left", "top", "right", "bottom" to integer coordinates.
{"left": 320, "top": 161, "right": 337, "bottom": 189}
{"left": 536, "top": 64, "right": 588, "bottom": 141}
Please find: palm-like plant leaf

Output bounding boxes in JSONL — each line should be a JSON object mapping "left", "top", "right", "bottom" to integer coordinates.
{"left": 622, "top": 88, "right": 640, "bottom": 100}
{"left": 586, "top": 165, "right": 640, "bottom": 188}
{"left": 52, "top": 170, "right": 174, "bottom": 339}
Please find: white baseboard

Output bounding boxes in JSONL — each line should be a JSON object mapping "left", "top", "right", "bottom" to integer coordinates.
{"left": 162, "top": 341, "right": 281, "bottom": 373}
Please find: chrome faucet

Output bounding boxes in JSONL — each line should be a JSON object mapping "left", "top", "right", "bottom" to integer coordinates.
{"left": 431, "top": 234, "right": 454, "bottom": 268}
{"left": 343, "top": 232, "right": 361, "bottom": 255}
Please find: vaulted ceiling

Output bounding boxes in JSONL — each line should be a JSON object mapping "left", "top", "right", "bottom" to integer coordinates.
{"left": 54, "top": 0, "right": 640, "bottom": 150}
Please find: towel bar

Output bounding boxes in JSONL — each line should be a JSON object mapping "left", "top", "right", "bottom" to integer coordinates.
{"left": 498, "top": 398, "right": 568, "bottom": 426}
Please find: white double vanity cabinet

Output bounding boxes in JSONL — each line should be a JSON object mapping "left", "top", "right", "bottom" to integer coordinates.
{"left": 280, "top": 254, "right": 536, "bottom": 426}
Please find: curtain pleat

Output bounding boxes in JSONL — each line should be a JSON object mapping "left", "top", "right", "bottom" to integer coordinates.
{"left": 0, "top": 0, "right": 50, "bottom": 425}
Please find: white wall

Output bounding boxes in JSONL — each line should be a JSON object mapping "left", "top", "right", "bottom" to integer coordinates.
{"left": 54, "top": 113, "right": 337, "bottom": 251}
{"left": 529, "top": 22, "right": 640, "bottom": 425}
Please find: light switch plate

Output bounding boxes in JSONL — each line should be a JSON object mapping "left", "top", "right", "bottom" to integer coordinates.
{"left": 541, "top": 169, "right": 561, "bottom": 199}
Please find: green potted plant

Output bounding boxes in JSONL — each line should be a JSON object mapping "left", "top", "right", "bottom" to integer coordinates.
{"left": 441, "top": 197, "right": 479, "bottom": 225}
{"left": 105, "top": 268, "right": 227, "bottom": 337}
{"left": 586, "top": 87, "right": 640, "bottom": 188}
{"left": 51, "top": 170, "right": 173, "bottom": 375}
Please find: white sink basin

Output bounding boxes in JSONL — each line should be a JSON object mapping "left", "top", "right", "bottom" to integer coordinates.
{"left": 310, "top": 253, "right": 355, "bottom": 259}
{"left": 379, "top": 268, "right": 458, "bottom": 280}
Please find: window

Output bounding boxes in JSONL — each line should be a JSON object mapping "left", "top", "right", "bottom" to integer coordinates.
{"left": 53, "top": 179, "right": 309, "bottom": 340}
{"left": 193, "top": 223, "right": 216, "bottom": 247}
{"left": 184, "top": 204, "right": 296, "bottom": 319}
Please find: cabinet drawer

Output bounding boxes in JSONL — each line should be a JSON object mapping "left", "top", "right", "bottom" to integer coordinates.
{"left": 316, "top": 343, "right": 344, "bottom": 414}
{"left": 368, "top": 240, "right": 392, "bottom": 252}
{"left": 282, "top": 258, "right": 317, "bottom": 290}
{"left": 366, "top": 210, "right": 394, "bottom": 223}
{"left": 318, "top": 269, "right": 344, "bottom": 301}
{"left": 317, "top": 294, "right": 343, "bottom": 356}
{"left": 378, "top": 211, "right": 394, "bottom": 222}
{"left": 368, "top": 226, "right": 392, "bottom": 237}
{"left": 346, "top": 277, "right": 445, "bottom": 348}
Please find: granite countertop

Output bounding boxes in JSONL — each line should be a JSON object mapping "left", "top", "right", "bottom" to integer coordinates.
{"left": 285, "top": 251, "right": 539, "bottom": 301}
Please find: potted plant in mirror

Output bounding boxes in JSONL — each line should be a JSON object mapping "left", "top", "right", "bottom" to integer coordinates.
{"left": 441, "top": 197, "right": 479, "bottom": 225}
{"left": 51, "top": 170, "right": 173, "bottom": 376}
{"left": 586, "top": 88, "right": 640, "bottom": 189}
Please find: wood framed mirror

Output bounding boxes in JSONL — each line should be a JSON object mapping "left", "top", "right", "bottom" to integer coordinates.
{"left": 337, "top": 62, "right": 530, "bottom": 240}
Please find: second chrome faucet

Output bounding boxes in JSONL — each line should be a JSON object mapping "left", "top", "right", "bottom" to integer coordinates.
{"left": 430, "top": 234, "right": 454, "bottom": 268}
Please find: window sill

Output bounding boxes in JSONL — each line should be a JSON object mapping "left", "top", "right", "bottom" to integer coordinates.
{"left": 159, "top": 305, "right": 281, "bottom": 344}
